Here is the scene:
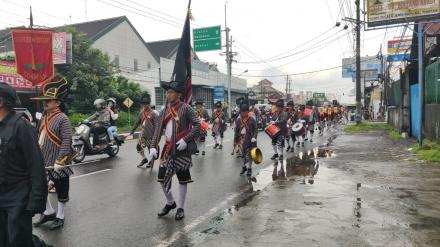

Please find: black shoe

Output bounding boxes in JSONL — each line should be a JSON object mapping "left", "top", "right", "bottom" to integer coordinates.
{"left": 158, "top": 202, "right": 176, "bottom": 217}
{"left": 296, "top": 142, "right": 300, "bottom": 147}
{"left": 289, "top": 147, "right": 295, "bottom": 153}
{"left": 175, "top": 208, "right": 185, "bottom": 220}
{"left": 214, "top": 143, "right": 219, "bottom": 149}
{"left": 286, "top": 146, "right": 291, "bottom": 152}
{"left": 240, "top": 167, "right": 247, "bottom": 175}
{"left": 310, "top": 139, "right": 313, "bottom": 142}
{"left": 279, "top": 155, "right": 283, "bottom": 161}
{"left": 270, "top": 154, "right": 279, "bottom": 160}
{"left": 145, "top": 161, "right": 153, "bottom": 168}
{"left": 202, "top": 151, "right": 206, "bottom": 155}
{"left": 246, "top": 168, "right": 252, "bottom": 177}
{"left": 302, "top": 142, "right": 305, "bottom": 147}
{"left": 219, "top": 145, "right": 223, "bottom": 149}
{"left": 195, "top": 150, "right": 200, "bottom": 155}
{"left": 137, "top": 159, "right": 148, "bottom": 168}
{"left": 49, "top": 218, "right": 64, "bottom": 230}
{"left": 33, "top": 213, "right": 56, "bottom": 227}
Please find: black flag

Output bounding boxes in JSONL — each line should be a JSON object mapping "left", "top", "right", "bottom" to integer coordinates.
{"left": 170, "top": 0, "right": 192, "bottom": 104}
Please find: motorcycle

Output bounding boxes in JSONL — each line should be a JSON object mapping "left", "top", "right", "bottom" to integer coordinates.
{"left": 72, "top": 120, "right": 124, "bottom": 163}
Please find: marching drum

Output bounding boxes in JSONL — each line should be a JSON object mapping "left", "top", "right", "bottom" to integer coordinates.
{"left": 265, "top": 124, "right": 281, "bottom": 139}
{"left": 291, "top": 122, "right": 306, "bottom": 136}
{"left": 304, "top": 108, "right": 312, "bottom": 117}
{"left": 201, "top": 120, "right": 209, "bottom": 133}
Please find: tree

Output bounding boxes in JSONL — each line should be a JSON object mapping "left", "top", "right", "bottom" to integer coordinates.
{"left": 56, "top": 27, "right": 148, "bottom": 113}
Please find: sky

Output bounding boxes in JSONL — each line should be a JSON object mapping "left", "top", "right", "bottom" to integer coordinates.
{"left": 0, "top": 0, "right": 409, "bottom": 103}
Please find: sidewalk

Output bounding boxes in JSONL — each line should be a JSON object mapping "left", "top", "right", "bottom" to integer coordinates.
{"left": 196, "top": 130, "right": 440, "bottom": 247}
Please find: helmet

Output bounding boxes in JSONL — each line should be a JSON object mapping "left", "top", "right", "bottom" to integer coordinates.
{"left": 93, "top": 98, "right": 106, "bottom": 110}
{"left": 107, "top": 97, "right": 116, "bottom": 105}
{"left": 0, "top": 83, "right": 21, "bottom": 107}
{"left": 141, "top": 95, "right": 151, "bottom": 104}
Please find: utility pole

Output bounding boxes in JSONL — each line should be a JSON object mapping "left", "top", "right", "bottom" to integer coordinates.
{"left": 355, "top": 0, "right": 362, "bottom": 124}
{"left": 225, "top": 3, "right": 232, "bottom": 120}
{"left": 417, "top": 23, "right": 424, "bottom": 146}
{"left": 285, "top": 75, "right": 289, "bottom": 100}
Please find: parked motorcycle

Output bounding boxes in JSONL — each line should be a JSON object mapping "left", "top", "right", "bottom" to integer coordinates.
{"left": 72, "top": 119, "right": 124, "bottom": 163}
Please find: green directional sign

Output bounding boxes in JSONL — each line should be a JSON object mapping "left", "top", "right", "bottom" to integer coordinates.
{"left": 194, "top": 39, "right": 221, "bottom": 52}
{"left": 313, "top": 93, "right": 325, "bottom": 99}
{"left": 193, "top": 25, "right": 221, "bottom": 52}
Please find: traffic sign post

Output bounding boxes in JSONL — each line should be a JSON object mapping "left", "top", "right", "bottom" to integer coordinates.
{"left": 193, "top": 25, "right": 221, "bottom": 52}
{"left": 123, "top": 97, "right": 134, "bottom": 126}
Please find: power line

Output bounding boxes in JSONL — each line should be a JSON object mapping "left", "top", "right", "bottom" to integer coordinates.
{"left": 2, "top": 0, "right": 70, "bottom": 23}
{"left": 237, "top": 26, "right": 337, "bottom": 64}
{"left": 96, "top": 0, "right": 183, "bottom": 29}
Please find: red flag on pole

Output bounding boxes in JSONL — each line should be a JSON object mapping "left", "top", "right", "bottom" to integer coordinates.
{"left": 170, "top": 0, "right": 192, "bottom": 104}
{"left": 11, "top": 28, "right": 54, "bottom": 86}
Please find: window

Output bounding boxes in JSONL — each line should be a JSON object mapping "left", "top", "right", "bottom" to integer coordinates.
{"left": 155, "top": 87, "right": 165, "bottom": 106}
{"left": 134, "top": 59, "right": 138, "bottom": 72}
{"left": 113, "top": 55, "right": 119, "bottom": 69}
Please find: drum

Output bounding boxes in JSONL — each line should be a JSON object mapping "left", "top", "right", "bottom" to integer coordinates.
{"left": 304, "top": 108, "right": 312, "bottom": 117}
{"left": 201, "top": 120, "right": 209, "bottom": 133}
{"left": 291, "top": 122, "right": 306, "bottom": 136}
{"left": 265, "top": 124, "right": 281, "bottom": 139}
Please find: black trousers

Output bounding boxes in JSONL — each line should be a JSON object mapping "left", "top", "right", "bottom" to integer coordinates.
{"left": 0, "top": 181, "right": 33, "bottom": 247}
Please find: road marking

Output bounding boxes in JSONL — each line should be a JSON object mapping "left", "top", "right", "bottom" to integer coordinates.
{"left": 157, "top": 193, "right": 239, "bottom": 247}
{"left": 71, "top": 169, "right": 112, "bottom": 180}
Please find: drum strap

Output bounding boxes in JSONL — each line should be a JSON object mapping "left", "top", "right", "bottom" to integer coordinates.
{"left": 142, "top": 109, "right": 153, "bottom": 128}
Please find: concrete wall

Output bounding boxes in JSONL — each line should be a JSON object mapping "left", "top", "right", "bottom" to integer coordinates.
{"left": 424, "top": 104, "right": 440, "bottom": 144}
{"left": 388, "top": 106, "right": 401, "bottom": 130}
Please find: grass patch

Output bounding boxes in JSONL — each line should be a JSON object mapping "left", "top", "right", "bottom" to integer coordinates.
{"left": 389, "top": 130, "right": 401, "bottom": 140}
{"left": 411, "top": 140, "right": 440, "bottom": 163}
{"left": 344, "top": 122, "right": 392, "bottom": 133}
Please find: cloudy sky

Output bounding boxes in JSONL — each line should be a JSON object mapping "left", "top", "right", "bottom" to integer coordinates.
{"left": 0, "top": 0, "right": 409, "bottom": 102}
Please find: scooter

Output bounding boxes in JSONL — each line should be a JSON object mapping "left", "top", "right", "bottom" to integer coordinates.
{"left": 72, "top": 120, "right": 124, "bottom": 163}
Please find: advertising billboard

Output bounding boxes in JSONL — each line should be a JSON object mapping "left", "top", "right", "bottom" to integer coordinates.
{"left": 367, "top": 0, "right": 440, "bottom": 27}
{"left": 342, "top": 56, "right": 382, "bottom": 78}
{"left": 214, "top": 85, "right": 224, "bottom": 102}
{"left": 0, "top": 61, "right": 35, "bottom": 89}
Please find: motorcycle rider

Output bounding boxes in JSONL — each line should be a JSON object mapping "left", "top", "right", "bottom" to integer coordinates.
{"left": 106, "top": 98, "right": 119, "bottom": 144}
{"left": 86, "top": 99, "right": 111, "bottom": 148}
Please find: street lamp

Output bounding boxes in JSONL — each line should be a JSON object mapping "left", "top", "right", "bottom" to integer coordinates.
{"left": 237, "top": 69, "right": 248, "bottom": 77}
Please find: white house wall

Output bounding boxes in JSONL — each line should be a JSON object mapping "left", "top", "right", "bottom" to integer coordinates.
{"left": 92, "top": 20, "right": 159, "bottom": 73}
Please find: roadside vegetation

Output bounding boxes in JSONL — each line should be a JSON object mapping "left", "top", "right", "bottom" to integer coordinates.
{"left": 411, "top": 140, "right": 440, "bottom": 163}
{"left": 344, "top": 122, "right": 392, "bottom": 133}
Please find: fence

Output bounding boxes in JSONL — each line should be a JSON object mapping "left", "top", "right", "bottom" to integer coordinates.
{"left": 388, "top": 80, "right": 402, "bottom": 107}
{"left": 426, "top": 60, "right": 440, "bottom": 104}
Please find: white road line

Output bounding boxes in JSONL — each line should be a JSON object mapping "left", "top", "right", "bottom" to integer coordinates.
{"left": 71, "top": 169, "right": 112, "bottom": 180}
{"left": 157, "top": 193, "right": 239, "bottom": 247}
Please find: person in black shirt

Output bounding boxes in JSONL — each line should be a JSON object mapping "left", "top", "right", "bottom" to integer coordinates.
{"left": 0, "top": 83, "right": 47, "bottom": 246}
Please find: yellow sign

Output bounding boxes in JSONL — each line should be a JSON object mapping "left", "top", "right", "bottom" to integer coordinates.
{"left": 123, "top": 98, "right": 133, "bottom": 108}
{"left": 367, "top": 0, "right": 440, "bottom": 27}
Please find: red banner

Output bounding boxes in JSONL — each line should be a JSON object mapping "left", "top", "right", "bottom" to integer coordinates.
{"left": 11, "top": 29, "right": 54, "bottom": 86}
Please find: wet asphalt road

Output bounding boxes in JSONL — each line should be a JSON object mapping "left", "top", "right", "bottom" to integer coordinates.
{"left": 33, "top": 126, "right": 338, "bottom": 247}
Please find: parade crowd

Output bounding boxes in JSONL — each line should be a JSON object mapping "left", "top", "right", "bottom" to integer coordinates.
{"left": 0, "top": 78, "right": 347, "bottom": 247}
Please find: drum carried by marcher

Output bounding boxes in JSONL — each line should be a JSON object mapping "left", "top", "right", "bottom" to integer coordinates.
{"left": 265, "top": 124, "right": 280, "bottom": 139}
{"left": 200, "top": 120, "right": 209, "bottom": 133}
{"left": 291, "top": 122, "right": 306, "bottom": 136}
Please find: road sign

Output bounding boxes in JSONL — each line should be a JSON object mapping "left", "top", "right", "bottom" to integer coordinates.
{"left": 248, "top": 91, "right": 257, "bottom": 100}
{"left": 193, "top": 25, "right": 221, "bottom": 52}
{"left": 123, "top": 97, "right": 133, "bottom": 108}
{"left": 313, "top": 93, "right": 325, "bottom": 99}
